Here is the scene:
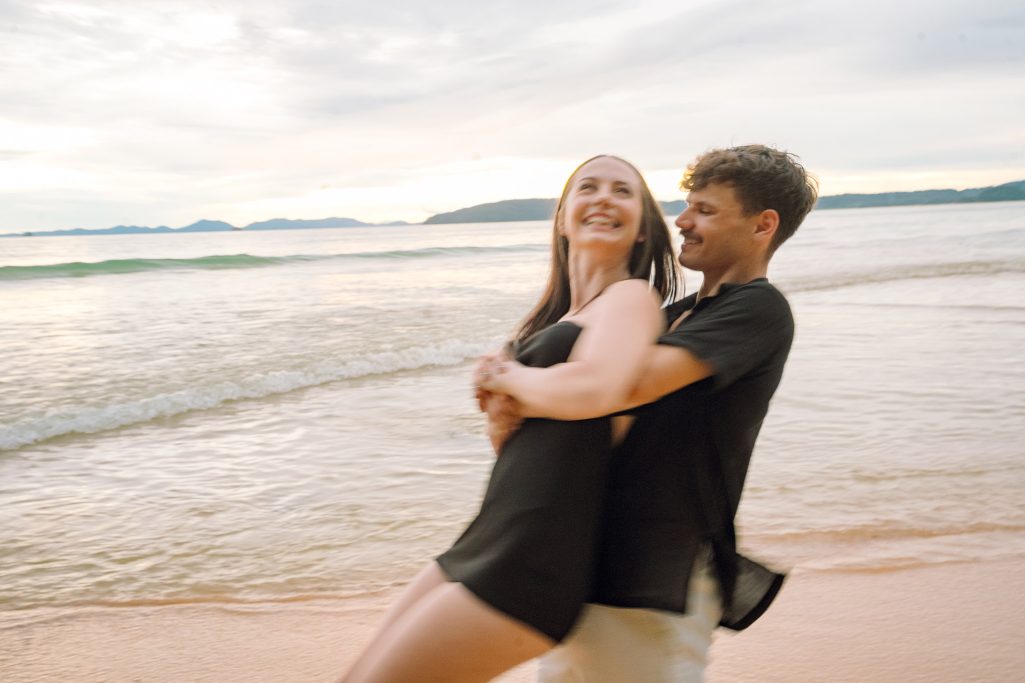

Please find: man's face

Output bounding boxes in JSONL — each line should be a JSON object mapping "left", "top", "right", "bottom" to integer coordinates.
{"left": 674, "top": 182, "right": 758, "bottom": 273}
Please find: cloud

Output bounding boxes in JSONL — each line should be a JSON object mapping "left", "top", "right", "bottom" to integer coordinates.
{"left": 0, "top": 0, "right": 1023, "bottom": 231}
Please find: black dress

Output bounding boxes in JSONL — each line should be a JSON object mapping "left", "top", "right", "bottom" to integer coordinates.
{"left": 436, "top": 321, "right": 612, "bottom": 642}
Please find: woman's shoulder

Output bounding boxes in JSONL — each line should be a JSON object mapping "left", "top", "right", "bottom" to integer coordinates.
{"left": 599, "top": 278, "right": 661, "bottom": 305}
{"left": 580, "top": 278, "right": 661, "bottom": 323}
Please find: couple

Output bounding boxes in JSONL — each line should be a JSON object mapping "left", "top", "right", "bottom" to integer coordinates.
{"left": 344, "top": 145, "right": 818, "bottom": 682}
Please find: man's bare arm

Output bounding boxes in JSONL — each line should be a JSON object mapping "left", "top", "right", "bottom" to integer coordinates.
{"left": 617, "top": 343, "right": 713, "bottom": 411}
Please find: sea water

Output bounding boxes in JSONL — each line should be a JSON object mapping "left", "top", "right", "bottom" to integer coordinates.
{"left": 1, "top": 202, "right": 1024, "bottom": 622}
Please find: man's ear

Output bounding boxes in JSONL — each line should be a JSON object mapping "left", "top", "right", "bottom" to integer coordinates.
{"left": 754, "top": 209, "right": 779, "bottom": 247}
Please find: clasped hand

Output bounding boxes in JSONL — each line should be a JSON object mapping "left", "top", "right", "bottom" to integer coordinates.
{"left": 473, "top": 350, "right": 525, "bottom": 454}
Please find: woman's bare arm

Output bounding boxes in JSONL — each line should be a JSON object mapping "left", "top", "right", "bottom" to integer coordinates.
{"left": 478, "top": 279, "right": 662, "bottom": 420}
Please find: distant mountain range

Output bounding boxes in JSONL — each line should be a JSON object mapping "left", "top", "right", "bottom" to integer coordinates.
{"left": 423, "top": 198, "right": 559, "bottom": 224}
{"left": 814, "top": 178, "right": 1025, "bottom": 209}
{"left": 5, "top": 217, "right": 408, "bottom": 238}
{"left": 425, "top": 179, "right": 1025, "bottom": 224}
{"left": 5, "top": 179, "right": 1023, "bottom": 237}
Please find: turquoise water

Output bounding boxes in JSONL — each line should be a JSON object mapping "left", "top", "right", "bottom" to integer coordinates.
{"left": 2, "top": 203, "right": 1024, "bottom": 620}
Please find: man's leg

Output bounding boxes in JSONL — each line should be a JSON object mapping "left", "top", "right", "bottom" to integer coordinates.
{"left": 538, "top": 556, "right": 721, "bottom": 683}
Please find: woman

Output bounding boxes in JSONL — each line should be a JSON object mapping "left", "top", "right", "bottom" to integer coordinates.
{"left": 343, "top": 155, "right": 679, "bottom": 682}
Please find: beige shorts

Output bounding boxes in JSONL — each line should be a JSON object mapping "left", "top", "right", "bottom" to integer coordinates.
{"left": 536, "top": 559, "right": 722, "bottom": 683}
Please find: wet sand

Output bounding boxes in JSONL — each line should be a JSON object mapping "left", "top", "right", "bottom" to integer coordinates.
{"left": 707, "top": 557, "right": 1025, "bottom": 682}
{"left": 2, "top": 558, "right": 1023, "bottom": 682}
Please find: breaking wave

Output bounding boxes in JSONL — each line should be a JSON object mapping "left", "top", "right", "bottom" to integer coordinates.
{"left": 0, "top": 244, "right": 548, "bottom": 280}
{"left": 0, "top": 339, "right": 486, "bottom": 451}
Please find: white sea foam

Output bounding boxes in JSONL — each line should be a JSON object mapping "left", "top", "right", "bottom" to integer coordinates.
{"left": 0, "top": 339, "right": 488, "bottom": 451}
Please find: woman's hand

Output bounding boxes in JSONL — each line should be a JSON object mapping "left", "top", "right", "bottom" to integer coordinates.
{"left": 472, "top": 350, "right": 525, "bottom": 453}
{"left": 472, "top": 350, "right": 502, "bottom": 409}
{"left": 476, "top": 356, "right": 525, "bottom": 395}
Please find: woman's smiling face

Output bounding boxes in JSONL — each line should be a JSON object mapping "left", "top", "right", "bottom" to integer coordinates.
{"left": 559, "top": 156, "right": 644, "bottom": 255}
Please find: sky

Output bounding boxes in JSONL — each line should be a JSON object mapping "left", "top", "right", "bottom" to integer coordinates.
{"left": 1, "top": 0, "right": 1023, "bottom": 233}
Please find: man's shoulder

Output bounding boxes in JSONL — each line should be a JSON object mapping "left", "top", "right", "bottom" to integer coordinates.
{"left": 658, "top": 279, "right": 793, "bottom": 361}
{"left": 731, "top": 279, "right": 792, "bottom": 323}
{"left": 669, "top": 278, "right": 792, "bottom": 324}
{"left": 722, "top": 278, "right": 790, "bottom": 307}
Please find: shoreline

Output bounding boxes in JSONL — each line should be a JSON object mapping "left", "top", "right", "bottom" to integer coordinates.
{"left": 3, "top": 557, "right": 1023, "bottom": 682}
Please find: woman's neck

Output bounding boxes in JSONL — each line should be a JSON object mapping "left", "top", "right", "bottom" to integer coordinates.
{"left": 565, "top": 251, "right": 631, "bottom": 315}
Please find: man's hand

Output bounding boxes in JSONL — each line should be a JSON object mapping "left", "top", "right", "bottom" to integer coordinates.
{"left": 472, "top": 349, "right": 524, "bottom": 453}
{"left": 484, "top": 392, "right": 524, "bottom": 454}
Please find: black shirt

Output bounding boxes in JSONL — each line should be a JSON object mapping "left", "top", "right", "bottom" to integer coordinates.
{"left": 592, "top": 278, "right": 793, "bottom": 625}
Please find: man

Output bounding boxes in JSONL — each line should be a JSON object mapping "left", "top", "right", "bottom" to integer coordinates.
{"left": 484, "top": 144, "right": 818, "bottom": 681}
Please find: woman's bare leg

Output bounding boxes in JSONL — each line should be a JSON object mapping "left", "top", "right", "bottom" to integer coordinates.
{"left": 344, "top": 580, "right": 553, "bottom": 683}
{"left": 376, "top": 562, "right": 450, "bottom": 633}
{"left": 342, "top": 562, "right": 449, "bottom": 680}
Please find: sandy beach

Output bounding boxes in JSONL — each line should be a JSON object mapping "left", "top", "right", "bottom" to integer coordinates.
{"left": 3, "top": 557, "right": 1023, "bottom": 682}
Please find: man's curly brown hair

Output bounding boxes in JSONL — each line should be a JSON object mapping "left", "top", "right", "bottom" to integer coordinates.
{"left": 682, "top": 144, "right": 819, "bottom": 252}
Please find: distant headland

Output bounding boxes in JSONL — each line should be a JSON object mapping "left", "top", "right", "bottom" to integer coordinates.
{"left": 425, "top": 179, "right": 1025, "bottom": 224}
{"left": 5, "top": 179, "right": 1023, "bottom": 237}
{"left": 4, "top": 217, "right": 410, "bottom": 238}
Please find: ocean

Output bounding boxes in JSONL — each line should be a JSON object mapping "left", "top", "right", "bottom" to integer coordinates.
{"left": 2, "top": 202, "right": 1024, "bottom": 627}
